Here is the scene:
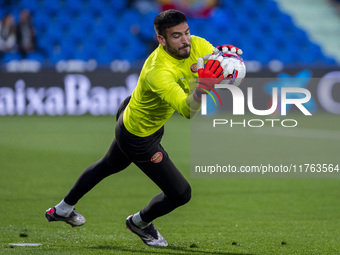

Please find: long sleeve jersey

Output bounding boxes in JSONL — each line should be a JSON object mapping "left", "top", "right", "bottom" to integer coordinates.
{"left": 123, "top": 35, "right": 214, "bottom": 137}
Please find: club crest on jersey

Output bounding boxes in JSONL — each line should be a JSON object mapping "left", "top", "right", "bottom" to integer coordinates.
{"left": 190, "top": 63, "right": 197, "bottom": 73}
{"left": 151, "top": 152, "right": 163, "bottom": 163}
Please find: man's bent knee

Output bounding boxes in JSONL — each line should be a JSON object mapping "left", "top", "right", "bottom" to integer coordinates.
{"left": 173, "top": 184, "right": 191, "bottom": 206}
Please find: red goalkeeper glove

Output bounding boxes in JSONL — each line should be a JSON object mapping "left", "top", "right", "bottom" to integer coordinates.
{"left": 193, "top": 55, "right": 228, "bottom": 103}
{"left": 197, "top": 54, "right": 225, "bottom": 91}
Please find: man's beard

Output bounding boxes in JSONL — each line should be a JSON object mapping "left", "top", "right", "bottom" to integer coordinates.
{"left": 166, "top": 43, "right": 191, "bottom": 59}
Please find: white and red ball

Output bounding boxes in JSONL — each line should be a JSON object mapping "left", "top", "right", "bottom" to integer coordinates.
{"left": 220, "top": 51, "right": 246, "bottom": 87}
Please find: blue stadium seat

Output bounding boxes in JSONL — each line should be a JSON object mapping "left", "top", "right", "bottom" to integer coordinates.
{"left": 19, "top": 0, "right": 38, "bottom": 11}
{"left": 106, "top": 40, "right": 120, "bottom": 59}
{"left": 101, "top": 11, "right": 117, "bottom": 29}
{"left": 324, "top": 57, "right": 337, "bottom": 65}
{"left": 91, "top": 27, "right": 107, "bottom": 53}
{"left": 96, "top": 49, "right": 112, "bottom": 65}
{"left": 68, "top": 22, "right": 87, "bottom": 42}
{"left": 27, "top": 51, "right": 44, "bottom": 63}
{"left": 33, "top": 12, "right": 50, "bottom": 33}
{"left": 138, "top": 11, "right": 157, "bottom": 40}
{"left": 88, "top": 0, "right": 106, "bottom": 16}
{"left": 55, "top": 13, "right": 73, "bottom": 35}
{"left": 39, "top": 0, "right": 60, "bottom": 16}
{"left": 74, "top": 47, "right": 91, "bottom": 61}
{"left": 45, "top": 23, "right": 63, "bottom": 44}
{"left": 209, "top": 8, "right": 230, "bottom": 30}
{"left": 107, "top": 0, "right": 127, "bottom": 14}
{"left": 64, "top": 0, "right": 83, "bottom": 15}
{"left": 76, "top": 12, "right": 94, "bottom": 31}
{"left": 83, "top": 40, "right": 98, "bottom": 59}
{"left": 120, "top": 8, "right": 141, "bottom": 26}
{"left": 2, "top": 52, "right": 22, "bottom": 63}
{"left": 59, "top": 38, "right": 77, "bottom": 58}
{"left": 1, "top": 0, "right": 337, "bottom": 67}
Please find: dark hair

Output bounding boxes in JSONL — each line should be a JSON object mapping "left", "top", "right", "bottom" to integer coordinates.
{"left": 154, "top": 9, "right": 187, "bottom": 37}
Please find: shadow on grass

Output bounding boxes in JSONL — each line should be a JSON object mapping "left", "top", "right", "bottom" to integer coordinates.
{"left": 89, "top": 245, "right": 254, "bottom": 255}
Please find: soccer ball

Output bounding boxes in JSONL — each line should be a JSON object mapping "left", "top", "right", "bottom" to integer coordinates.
{"left": 219, "top": 51, "right": 246, "bottom": 87}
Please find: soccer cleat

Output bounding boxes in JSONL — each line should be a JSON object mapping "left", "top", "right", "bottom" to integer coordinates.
{"left": 45, "top": 207, "right": 86, "bottom": 227}
{"left": 125, "top": 215, "right": 168, "bottom": 247}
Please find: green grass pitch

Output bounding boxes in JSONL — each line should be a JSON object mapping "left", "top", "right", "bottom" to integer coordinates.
{"left": 1, "top": 114, "right": 339, "bottom": 254}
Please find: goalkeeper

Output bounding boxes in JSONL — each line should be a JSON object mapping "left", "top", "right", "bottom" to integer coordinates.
{"left": 45, "top": 9, "right": 240, "bottom": 247}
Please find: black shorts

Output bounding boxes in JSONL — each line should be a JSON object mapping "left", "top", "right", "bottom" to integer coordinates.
{"left": 105, "top": 96, "right": 190, "bottom": 202}
{"left": 115, "top": 96, "right": 165, "bottom": 163}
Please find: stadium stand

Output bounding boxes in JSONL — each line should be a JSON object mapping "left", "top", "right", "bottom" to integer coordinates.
{"left": 0, "top": 0, "right": 338, "bottom": 67}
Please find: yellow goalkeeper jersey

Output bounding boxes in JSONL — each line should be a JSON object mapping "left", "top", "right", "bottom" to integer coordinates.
{"left": 123, "top": 35, "right": 214, "bottom": 137}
